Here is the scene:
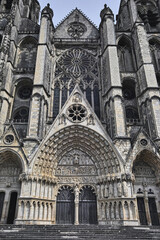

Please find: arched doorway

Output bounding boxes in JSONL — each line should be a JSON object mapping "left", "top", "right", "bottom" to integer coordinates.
{"left": 79, "top": 186, "right": 97, "bottom": 224}
{"left": 56, "top": 186, "right": 75, "bottom": 224}
{"left": 0, "top": 151, "right": 22, "bottom": 224}
{"left": 133, "top": 151, "right": 160, "bottom": 226}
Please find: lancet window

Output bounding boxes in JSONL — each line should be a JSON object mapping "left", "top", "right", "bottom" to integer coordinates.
{"left": 122, "top": 79, "right": 140, "bottom": 124}
{"left": 53, "top": 48, "right": 100, "bottom": 119}
{"left": 149, "top": 39, "right": 160, "bottom": 73}
{"left": 118, "top": 37, "right": 135, "bottom": 72}
{"left": 16, "top": 37, "right": 37, "bottom": 71}
{"left": 12, "top": 79, "right": 32, "bottom": 138}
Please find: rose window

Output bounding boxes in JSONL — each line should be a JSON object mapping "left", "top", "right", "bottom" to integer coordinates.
{"left": 18, "top": 86, "right": 32, "bottom": 99}
{"left": 4, "top": 135, "right": 14, "bottom": 144}
{"left": 57, "top": 49, "right": 95, "bottom": 78}
{"left": 68, "top": 23, "right": 86, "bottom": 39}
{"left": 67, "top": 104, "right": 87, "bottom": 122}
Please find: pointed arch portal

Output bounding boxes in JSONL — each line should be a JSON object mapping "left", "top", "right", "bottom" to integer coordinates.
{"left": 56, "top": 185, "right": 97, "bottom": 225}
{"left": 133, "top": 150, "right": 160, "bottom": 226}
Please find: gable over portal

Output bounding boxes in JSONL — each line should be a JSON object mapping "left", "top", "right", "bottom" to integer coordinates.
{"left": 54, "top": 9, "right": 99, "bottom": 39}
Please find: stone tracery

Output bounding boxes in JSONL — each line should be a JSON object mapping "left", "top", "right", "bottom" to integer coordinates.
{"left": 57, "top": 48, "right": 96, "bottom": 78}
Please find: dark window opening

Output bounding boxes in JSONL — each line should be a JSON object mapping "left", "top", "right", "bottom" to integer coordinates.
{"left": 156, "top": 74, "right": 160, "bottom": 87}
{"left": 0, "top": 35, "right": 2, "bottom": 46}
{"left": 53, "top": 84, "right": 60, "bottom": 119}
{"left": 148, "top": 10, "right": 159, "bottom": 28}
{"left": 122, "top": 80, "right": 136, "bottom": 100}
{"left": 5, "top": 0, "right": 13, "bottom": 10}
{"left": 62, "top": 87, "right": 67, "bottom": 108}
{"left": 126, "top": 107, "right": 139, "bottom": 123}
{"left": 94, "top": 85, "right": 100, "bottom": 118}
{"left": 13, "top": 108, "right": 29, "bottom": 123}
{"left": 18, "top": 86, "right": 32, "bottom": 100}
{"left": 86, "top": 87, "right": 92, "bottom": 106}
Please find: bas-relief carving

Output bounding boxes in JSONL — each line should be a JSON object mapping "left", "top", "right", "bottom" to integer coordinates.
{"left": 57, "top": 176, "right": 97, "bottom": 184}
{"left": 0, "top": 159, "right": 21, "bottom": 187}
{"left": 133, "top": 161, "right": 156, "bottom": 184}
{"left": 56, "top": 149, "right": 97, "bottom": 176}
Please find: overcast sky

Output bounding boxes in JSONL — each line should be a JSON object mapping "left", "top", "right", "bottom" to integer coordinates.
{"left": 38, "top": 0, "right": 121, "bottom": 27}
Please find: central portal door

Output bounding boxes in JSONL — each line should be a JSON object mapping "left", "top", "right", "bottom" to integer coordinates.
{"left": 79, "top": 186, "right": 97, "bottom": 224}
{"left": 56, "top": 186, "right": 75, "bottom": 224}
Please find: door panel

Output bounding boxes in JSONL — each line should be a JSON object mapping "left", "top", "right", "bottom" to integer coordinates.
{"left": 56, "top": 186, "right": 75, "bottom": 224}
{"left": 148, "top": 198, "right": 159, "bottom": 226}
{"left": 7, "top": 192, "right": 17, "bottom": 224}
{"left": 79, "top": 186, "right": 97, "bottom": 224}
{"left": 137, "top": 197, "right": 148, "bottom": 225}
{"left": 0, "top": 192, "right": 5, "bottom": 221}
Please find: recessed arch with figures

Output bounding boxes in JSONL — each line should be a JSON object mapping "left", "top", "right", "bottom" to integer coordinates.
{"left": 132, "top": 150, "right": 160, "bottom": 226}
{"left": 32, "top": 126, "right": 123, "bottom": 179}
{"left": 0, "top": 150, "right": 23, "bottom": 224}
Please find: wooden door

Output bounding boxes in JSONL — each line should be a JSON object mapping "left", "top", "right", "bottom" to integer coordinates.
{"left": 137, "top": 197, "right": 148, "bottom": 225}
{"left": 56, "top": 186, "right": 75, "bottom": 224}
{"left": 79, "top": 186, "right": 97, "bottom": 224}
{"left": 148, "top": 197, "right": 159, "bottom": 226}
{"left": 7, "top": 192, "right": 17, "bottom": 224}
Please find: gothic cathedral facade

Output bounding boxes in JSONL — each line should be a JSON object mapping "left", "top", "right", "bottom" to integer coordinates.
{"left": 0, "top": 0, "right": 160, "bottom": 226}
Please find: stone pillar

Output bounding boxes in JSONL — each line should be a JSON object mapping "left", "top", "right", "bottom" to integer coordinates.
{"left": 0, "top": 22, "right": 14, "bottom": 135}
{"left": 44, "top": 203, "right": 48, "bottom": 221}
{"left": 35, "top": 202, "right": 39, "bottom": 220}
{"left": 101, "top": 202, "right": 105, "bottom": 220}
{"left": 48, "top": 203, "right": 52, "bottom": 221}
{"left": 30, "top": 201, "right": 34, "bottom": 220}
{"left": 36, "top": 180, "right": 41, "bottom": 198}
{"left": 16, "top": 201, "right": 22, "bottom": 220}
{"left": 74, "top": 186, "right": 79, "bottom": 225}
{"left": 144, "top": 190, "right": 152, "bottom": 225}
{"left": 101, "top": 184, "right": 104, "bottom": 199}
{"left": 48, "top": 184, "right": 52, "bottom": 199}
{"left": 39, "top": 202, "right": 43, "bottom": 220}
{"left": 130, "top": 3, "right": 160, "bottom": 142}
{"left": 100, "top": 4, "right": 126, "bottom": 139}
{"left": 27, "top": 4, "right": 53, "bottom": 140}
{"left": 32, "top": 180, "right": 36, "bottom": 197}
{"left": 23, "top": 201, "right": 27, "bottom": 220}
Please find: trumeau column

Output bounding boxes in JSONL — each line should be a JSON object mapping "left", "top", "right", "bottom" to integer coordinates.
{"left": 129, "top": 0, "right": 160, "bottom": 143}
{"left": 27, "top": 4, "right": 54, "bottom": 143}
{"left": 100, "top": 5, "right": 127, "bottom": 140}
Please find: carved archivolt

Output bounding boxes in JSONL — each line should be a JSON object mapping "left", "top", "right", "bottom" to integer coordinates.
{"left": 32, "top": 126, "right": 123, "bottom": 180}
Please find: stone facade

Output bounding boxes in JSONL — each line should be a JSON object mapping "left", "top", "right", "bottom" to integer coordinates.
{"left": 0, "top": 0, "right": 160, "bottom": 226}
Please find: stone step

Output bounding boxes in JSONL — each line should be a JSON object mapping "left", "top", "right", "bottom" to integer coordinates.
{"left": 0, "top": 225, "right": 159, "bottom": 240}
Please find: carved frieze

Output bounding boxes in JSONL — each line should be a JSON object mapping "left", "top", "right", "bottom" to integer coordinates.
{"left": 56, "top": 149, "right": 97, "bottom": 176}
